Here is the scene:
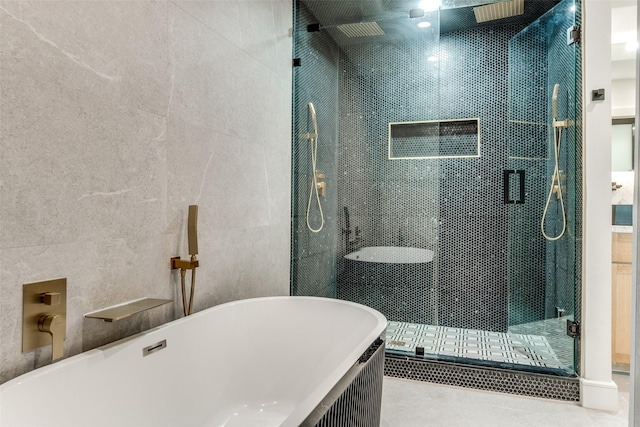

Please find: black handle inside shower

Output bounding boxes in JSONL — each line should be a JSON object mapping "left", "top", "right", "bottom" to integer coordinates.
{"left": 503, "top": 170, "right": 525, "bottom": 205}
{"left": 344, "top": 206, "right": 351, "bottom": 231}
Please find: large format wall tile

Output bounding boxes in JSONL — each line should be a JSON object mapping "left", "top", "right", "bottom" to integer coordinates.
{"left": 0, "top": 0, "right": 292, "bottom": 384}
{"left": 170, "top": 1, "right": 243, "bottom": 48}
{"left": 238, "top": 0, "right": 279, "bottom": 72}
{"left": 265, "top": 146, "right": 292, "bottom": 221}
{"left": 0, "top": 1, "right": 169, "bottom": 116}
{"left": 0, "top": 70, "right": 167, "bottom": 248}
{"left": 168, "top": 3, "right": 247, "bottom": 138}
{"left": 167, "top": 116, "right": 271, "bottom": 232}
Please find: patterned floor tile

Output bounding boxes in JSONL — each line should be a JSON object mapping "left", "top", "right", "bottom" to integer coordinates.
{"left": 385, "top": 320, "right": 566, "bottom": 369}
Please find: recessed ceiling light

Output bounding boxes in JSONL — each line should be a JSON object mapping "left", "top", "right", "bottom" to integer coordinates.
{"left": 418, "top": 21, "right": 432, "bottom": 28}
{"left": 427, "top": 56, "right": 439, "bottom": 62}
{"left": 419, "top": 0, "right": 440, "bottom": 12}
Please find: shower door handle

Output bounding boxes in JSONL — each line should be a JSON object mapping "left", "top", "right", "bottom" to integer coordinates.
{"left": 503, "top": 170, "right": 525, "bottom": 205}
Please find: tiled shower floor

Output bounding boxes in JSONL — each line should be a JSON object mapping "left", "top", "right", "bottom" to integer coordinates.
{"left": 386, "top": 319, "right": 569, "bottom": 370}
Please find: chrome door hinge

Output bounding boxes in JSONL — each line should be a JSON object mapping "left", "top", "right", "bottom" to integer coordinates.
{"left": 566, "top": 319, "right": 580, "bottom": 338}
{"left": 567, "top": 25, "right": 581, "bottom": 46}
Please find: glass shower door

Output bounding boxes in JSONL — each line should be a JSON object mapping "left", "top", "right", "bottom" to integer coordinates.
{"left": 291, "top": 0, "right": 582, "bottom": 378}
{"left": 506, "top": 0, "right": 580, "bottom": 376}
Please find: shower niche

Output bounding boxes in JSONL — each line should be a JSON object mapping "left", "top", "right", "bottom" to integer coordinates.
{"left": 388, "top": 118, "right": 480, "bottom": 159}
{"left": 291, "top": 0, "right": 581, "bottom": 379}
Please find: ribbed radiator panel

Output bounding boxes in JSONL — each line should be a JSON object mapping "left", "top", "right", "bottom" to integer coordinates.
{"left": 302, "top": 339, "right": 384, "bottom": 427}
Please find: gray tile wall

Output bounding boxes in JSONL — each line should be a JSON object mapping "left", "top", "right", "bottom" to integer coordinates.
{"left": 0, "top": 0, "right": 292, "bottom": 384}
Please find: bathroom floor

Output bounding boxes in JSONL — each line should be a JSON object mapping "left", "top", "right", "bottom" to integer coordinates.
{"left": 381, "top": 373, "right": 630, "bottom": 426}
{"left": 386, "top": 319, "right": 568, "bottom": 370}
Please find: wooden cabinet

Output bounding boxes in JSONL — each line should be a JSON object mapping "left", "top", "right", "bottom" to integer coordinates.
{"left": 612, "top": 232, "right": 632, "bottom": 366}
{"left": 612, "top": 232, "right": 633, "bottom": 263}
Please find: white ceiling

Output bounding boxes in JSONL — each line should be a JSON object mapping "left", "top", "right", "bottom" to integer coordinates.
{"left": 612, "top": 2, "right": 637, "bottom": 80}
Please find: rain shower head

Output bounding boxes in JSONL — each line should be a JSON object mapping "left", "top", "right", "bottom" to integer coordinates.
{"left": 473, "top": 0, "right": 524, "bottom": 23}
{"left": 302, "top": 0, "right": 558, "bottom": 44}
{"left": 337, "top": 22, "right": 385, "bottom": 38}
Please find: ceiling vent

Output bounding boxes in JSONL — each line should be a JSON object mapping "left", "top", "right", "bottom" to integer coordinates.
{"left": 337, "top": 22, "right": 385, "bottom": 38}
{"left": 473, "top": 0, "right": 524, "bottom": 23}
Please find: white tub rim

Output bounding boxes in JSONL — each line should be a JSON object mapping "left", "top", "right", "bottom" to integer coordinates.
{"left": 344, "top": 245, "right": 434, "bottom": 264}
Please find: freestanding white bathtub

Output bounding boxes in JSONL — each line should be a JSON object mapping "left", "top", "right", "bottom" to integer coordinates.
{"left": 0, "top": 297, "right": 387, "bottom": 427}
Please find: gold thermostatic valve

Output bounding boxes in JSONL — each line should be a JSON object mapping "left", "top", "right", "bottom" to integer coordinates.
{"left": 23, "top": 278, "right": 67, "bottom": 361}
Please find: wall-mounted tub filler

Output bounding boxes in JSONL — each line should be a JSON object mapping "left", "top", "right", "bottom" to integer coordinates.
{"left": 84, "top": 298, "right": 171, "bottom": 322}
{"left": 22, "top": 278, "right": 67, "bottom": 362}
{"left": 305, "top": 102, "right": 325, "bottom": 233}
{"left": 171, "top": 205, "right": 200, "bottom": 316}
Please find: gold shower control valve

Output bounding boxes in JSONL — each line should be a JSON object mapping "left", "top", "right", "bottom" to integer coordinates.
{"left": 22, "top": 278, "right": 67, "bottom": 362}
{"left": 316, "top": 182, "right": 327, "bottom": 197}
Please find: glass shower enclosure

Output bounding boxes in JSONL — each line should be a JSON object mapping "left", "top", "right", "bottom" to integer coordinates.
{"left": 291, "top": 0, "right": 581, "bottom": 377}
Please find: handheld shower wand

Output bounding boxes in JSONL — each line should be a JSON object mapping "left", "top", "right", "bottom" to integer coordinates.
{"left": 308, "top": 102, "right": 318, "bottom": 136}
{"left": 541, "top": 83, "right": 567, "bottom": 241}
{"left": 186, "top": 205, "right": 198, "bottom": 315}
{"left": 305, "top": 102, "right": 325, "bottom": 233}
{"left": 552, "top": 82, "right": 559, "bottom": 120}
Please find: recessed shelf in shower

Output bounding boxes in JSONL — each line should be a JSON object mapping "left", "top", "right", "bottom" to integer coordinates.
{"left": 388, "top": 118, "right": 480, "bottom": 159}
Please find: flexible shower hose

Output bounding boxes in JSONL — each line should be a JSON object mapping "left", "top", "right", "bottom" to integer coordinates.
{"left": 541, "top": 125, "right": 566, "bottom": 241}
{"left": 179, "top": 255, "right": 198, "bottom": 316}
{"left": 306, "top": 135, "right": 325, "bottom": 233}
{"left": 306, "top": 103, "right": 324, "bottom": 233}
